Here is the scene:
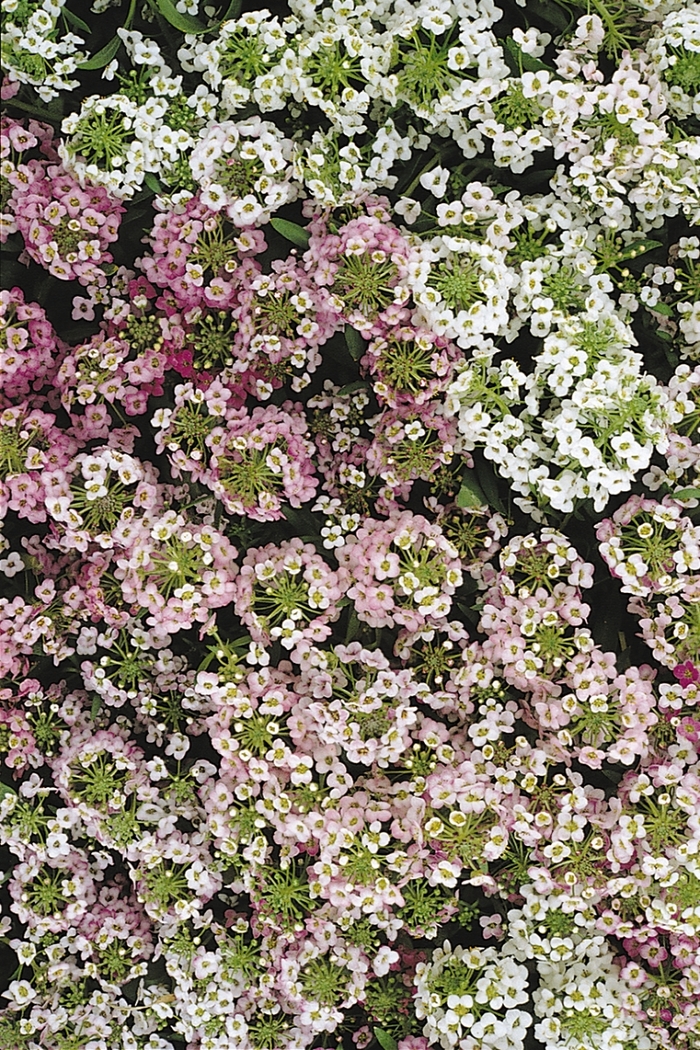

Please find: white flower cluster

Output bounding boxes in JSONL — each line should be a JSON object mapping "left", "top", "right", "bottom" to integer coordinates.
{"left": 41, "top": 0, "right": 700, "bottom": 234}
{"left": 414, "top": 940, "right": 532, "bottom": 1050}
{"left": 383, "top": 0, "right": 509, "bottom": 126}
{"left": 2, "top": 0, "right": 86, "bottom": 101}
{"left": 189, "top": 116, "right": 297, "bottom": 226}
{"left": 58, "top": 29, "right": 218, "bottom": 198}
{"left": 505, "top": 884, "right": 600, "bottom": 966}
{"left": 178, "top": 9, "right": 296, "bottom": 111}
{"left": 293, "top": 119, "right": 426, "bottom": 206}
{"left": 533, "top": 940, "right": 654, "bottom": 1050}
{"left": 409, "top": 236, "right": 516, "bottom": 349}
{"left": 647, "top": 4, "right": 700, "bottom": 118}
{"left": 180, "top": 0, "right": 507, "bottom": 134}
{"left": 175, "top": 1, "right": 506, "bottom": 200}
{"left": 643, "top": 237, "right": 700, "bottom": 358}
{"left": 446, "top": 314, "right": 678, "bottom": 516}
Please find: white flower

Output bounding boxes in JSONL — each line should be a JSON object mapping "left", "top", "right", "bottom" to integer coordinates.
{"left": 420, "top": 165, "right": 450, "bottom": 198}
{"left": 3, "top": 980, "right": 36, "bottom": 1007}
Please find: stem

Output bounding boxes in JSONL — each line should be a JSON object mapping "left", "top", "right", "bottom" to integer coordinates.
{"left": 401, "top": 154, "right": 443, "bottom": 199}
{"left": 125, "top": 0, "right": 139, "bottom": 29}
{"left": 589, "top": 0, "right": 636, "bottom": 57}
{"left": 109, "top": 403, "right": 130, "bottom": 427}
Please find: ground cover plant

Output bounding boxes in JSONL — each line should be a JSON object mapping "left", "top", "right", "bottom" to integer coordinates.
{"left": 1, "top": 0, "right": 700, "bottom": 1048}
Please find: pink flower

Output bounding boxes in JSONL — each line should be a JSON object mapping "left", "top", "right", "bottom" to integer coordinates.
{"left": 678, "top": 716, "right": 700, "bottom": 745}
{"left": 674, "top": 660, "right": 700, "bottom": 687}
{"left": 0, "top": 287, "right": 64, "bottom": 395}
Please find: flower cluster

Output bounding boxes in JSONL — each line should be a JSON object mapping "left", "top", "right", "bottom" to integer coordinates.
{"left": 12, "top": 162, "right": 123, "bottom": 285}
{"left": 337, "top": 511, "right": 463, "bottom": 631}
{"left": 447, "top": 315, "right": 679, "bottom": 516}
{"left": 647, "top": 5, "right": 700, "bottom": 118}
{"left": 1, "top": 0, "right": 85, "bottom": 101}
{"left": 115, "top": 512, "right": 239, "bottom": 633}
{"left": 2, "top": 0, "right": 700, "bottom": 1048}
{"left": 233, "top": 537, "right": 343, "bottom": 652}
{"left": 155, "top": 394, "right": 319, "bottom": 522}
{"left": 190, "top": 116, "right": 297, "bottom": 227}
{"left": 414, "top": 942, "right": 531, "bottom": 1050}
{"left": 304, "top": 206, "right": 416, "bottom": 334}
{"left": 0, "top": 286, "right": 62, "bottom": 396}
{"left": 597, "top": 496, "right": 700, "bottom": 597}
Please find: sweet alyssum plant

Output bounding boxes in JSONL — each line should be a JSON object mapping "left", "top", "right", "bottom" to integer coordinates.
{"left": 1, "top": 1, "right": 700, "bottom": 1049}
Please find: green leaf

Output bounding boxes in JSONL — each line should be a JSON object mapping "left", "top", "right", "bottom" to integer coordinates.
{"left": 456, "top": 472, "right": 487, "bottom": 509}
{"left": 616, "top": 238, "right": 662, "bottom": 262}
{"left": 453, "top": 598, "right": 479, "bottom": 625}
{"left": 344, "top": 326, "right": 365, "bottom": 361}
{"left": 504, "top": 37, "right": 552, "bottom": 73}
{"left": 91, "top": 695, "right": 102, "bottom": 720}
{"left": 672, "top": 487, "right": 700, "bottom": 501}
{"left": 649, "top": 301, "right": 674, "bottom": 317}
{"left": 153, "top": 0, "right": 209, "bottom": 32}
{"left": 4, "top": 96, "right": 64, "bottom": 123}
{"left": 337, "top": 380, "right": 369, "bottom": 396}
{"left": 78, "top": 35, "right": 121, "bottom": 70}
{"left": 476, "top": 458, "right": 505, "bottom": 513}
{"left": 221, "top": 0, "right": 243, "bottom": 19}
{"left": 122, "top": 203, "right": 154, "bottom": 223}
{"left": 0, "top": 262, "right": 29, "bottom": 289}
{"left": 129, "top": 188, "right": 158, "bottom": 206}
{"left": 344, "top": 608, "right": 362, "bottom": 644}
{"left": 0, "top": 782, "right": 17, "bottom": 802}
{"left": 537, "top": 0, "right": 574, "bottom": 32}
{"left": 281, "top": 505, "right": 319, "bottom": 533}
{"left": 62, "top": 7, "right": 92, "bottom": 32}
{"left": 375, "top": 1030, "right": 398, "bottom": 1050}
{"left": 144, "top": 173, "right": 162, "bottom": 194}
{"left": 270, "top": 218, "right": 311, "bottom": 248}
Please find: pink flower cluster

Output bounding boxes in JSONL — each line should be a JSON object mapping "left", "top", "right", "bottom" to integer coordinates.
{"left": 14, "top": 164, "right": 123, "bottom": 285}
{"left": 303, "top": 201, "right": 416, "bottom": 335}
{"left": 599, "top": 496, "right": 700, "bottom": 685}
{"left": 233, "top": 537, "right": 344, "bottom": 652}
{"left": 0, "top": 287, "right": 63, "bottom": 396}
{"left": 366, "top": 401, "right": 465, "bottom": 508}
{"left": 0, "top": 116, "right": 56, "bottom": 242}
{"left": 156, "top": 395, "right": 318, "bottom": 522}
{"left": 597, "top": 496, "right": 700, "bottom": 597}
{"left": 115, "top": 512, "right": 238, "bottom": 633}
{"left": 2, "top": 116, "right": 123, "bottom": 285}
{"left": 44, "top": 445, "right": 161, "bottom": 551}
{"left": 138, "top": 194, "right": 266, "bottom": 311}
{"left": 56, "top": 296, "right": 167, "bottom": 419}
{"left": 631, "top": 581, "right": 700, "bottom": 672}
{"left": 0, "top": 402, "right": 78, "bottom": 523}
{"left": 295, "top": 643, "right": 421, "bottom": 766}
{"left": 229, "top": 255, "right": 340, "bottom": 395}
{"left": 337, "top": 511, "right": 463, "bottom": 631}
{"left": 362, "top": 323, "right": 461, "bottom": 409}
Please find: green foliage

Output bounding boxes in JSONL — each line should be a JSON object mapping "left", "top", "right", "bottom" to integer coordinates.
{"left": 375, "top": 1030, "right": 398, "bottom": 1050}
{"left": 270, "top": 218, "right": 311, "bottom": 248}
